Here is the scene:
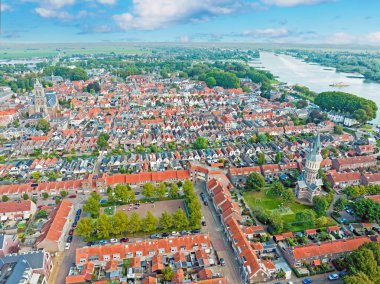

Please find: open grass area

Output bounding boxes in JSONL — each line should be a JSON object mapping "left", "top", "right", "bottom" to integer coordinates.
{"left": 243, "top": 190, "right": 335, "bottom": 232}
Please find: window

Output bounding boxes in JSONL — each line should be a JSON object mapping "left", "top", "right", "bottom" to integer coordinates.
{"left": 136, "top": 251, "right": 142, "bottom": 257}
{"left": 103, "top": 255, "right": 110, "bottom": 261}
{"left": 171, "top": 247, "right": 177, "bottom": 253}
{"left": 158, "top": 248, "right": 165, "bottom": 254}
{"left": 149, "top": 250, "right": 155, "bottom": 256}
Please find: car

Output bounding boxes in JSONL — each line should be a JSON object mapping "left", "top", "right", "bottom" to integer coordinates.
{"left": 37, "top": 205, "right": 44, "bottom": 209}
{"left": 99, "top": 240, "right": 107, "bottom": 245}
{"left": 120, "top": 237, "right": 129, "bottom": 243}
{"left": 191, "top": 229, "right": 201, "bottom": 234}
{"left": 110, "top": 238, "right": 118, "bottom": 243}
{"left": 87, "top": 241, "right": 94, "bottom": 246}
{"left": 162, "top": 232, "right": 170, "bottom": 237}
{"left": 302, "top": 278, "right": 313, "bottom": 284}
{"left": 69, "top": 194, "right": 77, "bottom": 198}
{"left": 65, "top": 243, "right": 70, "bottom": 250}
{"left": 72, "top": 222, "right": 77, "bottom": 228}
{"left": 150, "top": 234, "right": 161, "bottom": 239}
{"left": 201, "top": 221, "right": 206, "bottom": 226}
{"left": 76, "top": 209, "right": 82, "bottom": 215}
{"left": 75, "top": 215, "right": 80, "bottom": 222}
{"left": 171, "top": 231, "right": 180, "bottom": 236}
{"left": 285, "top": 282, "right": 293, "bottom": 284}
{"left": 204, "top": 201, "right": 209, "bottom": 206}
{"left": 69, "top": 229, "right": 74, "bottom": 236}
{"left": 328, "top": 274, "right": 339, "bottom": 281}
{"left": 67, "top": 236, "right": 73, "bottom": 243}
{"left": 181, "top": 230, "right": 189, "bottom": 236}
{"left": 339, "top": 218, "right": 347, "bottom": 224}
{"left": 339, "top": 271, "right": 347, "bottom": 277}
{"left": 220, "top": 258, "right": 225, "bottom": 266}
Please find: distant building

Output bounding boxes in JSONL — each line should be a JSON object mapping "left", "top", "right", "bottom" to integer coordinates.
{"left": 295, "top": 133, "right": 323, "bottom": 202}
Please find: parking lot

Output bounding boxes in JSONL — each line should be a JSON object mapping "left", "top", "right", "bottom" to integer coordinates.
{"left": 102, "top": 199, "right": 185, "bottom": 218}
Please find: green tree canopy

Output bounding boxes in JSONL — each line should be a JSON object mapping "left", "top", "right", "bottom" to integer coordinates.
{"left": 76, "top": 217, "right": 94, "bottom": 239}
{"left": 142, "top": 211, "right": 158, "bottom": 233}
{"left": 246, "top": 172, "right": 266, "bottom": 191}
{"left": 194, "top": 137, "right": 209, "bottom": 149}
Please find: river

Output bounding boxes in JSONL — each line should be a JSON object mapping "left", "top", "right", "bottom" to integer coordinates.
{"left": 252, "top": 52, "right": 380, "bottom": 124}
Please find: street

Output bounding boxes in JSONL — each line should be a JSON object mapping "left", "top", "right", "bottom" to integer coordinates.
{"left": 194, "top": 182, "right": 243, "bottom": 284}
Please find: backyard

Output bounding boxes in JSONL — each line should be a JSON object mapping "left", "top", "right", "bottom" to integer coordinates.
{"left": 243, "top": 190, "right": 335, "bottom": 232}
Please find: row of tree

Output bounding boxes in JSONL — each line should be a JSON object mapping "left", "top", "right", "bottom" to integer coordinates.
{"left": 76, "top": 208, "right": 190, "bottom": 240}
{"left": 43, "top": 66, "right": 88, "bottom": 81}
{"left": 343, "top": 184, "right": 380, "bottom": 199}
{"left": 314, "top": 91, "right": 377, "bottom": 123}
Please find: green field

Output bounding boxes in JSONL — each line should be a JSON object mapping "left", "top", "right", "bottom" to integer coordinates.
{"left": 243, "top": 190, "right": 335, "bottom": 232}
{"left": 0, "top": 45, "right": 151, "bottom": 60}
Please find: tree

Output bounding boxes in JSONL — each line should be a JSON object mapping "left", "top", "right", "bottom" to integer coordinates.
{"left": 142, "top": 211, "right": 158, "bottom": 233}
{"left": 97, "top": 132, "right": 109, "bottom": 149}
{"left": 246, "top": 172, "right": 266, "bottom": 191}
{"left": 334, "top": 197, "right": 349, "bottom": 211}
{"left": 60, "top": 190, "right": 68, "bottom": 198}
{"left": 22, "top": 193, "right": 29, "bottom": 200}
{"left": 159, "top": 211, "right": 173, "bottom": 230}
{"left": 334, "top": 125, "right": 344, "bottom": 134}
{"left": 258, "top": 134, "right": 268, "bottom": 144}
{"left": 114, "top": 184, "right": 134, "bottom": 203}
{"left": 194, "top": 137, "right": 209, "bottom": 149}
{"left": 86, "top": 81, "right": 101, "bottom": 93}
{"left": 83, "top": 195, "right": 101, "bottom": 218}
{"left": 205, "top": 77, "right": 216, "bottom": 87}
{"left": 112, "top": 211, "right": 129, "bottom": 237}
{"left": 163, "top": 266, "right": 174, "bottom": 281}
{"left": 55, "top": 197, "right": 61, "bottom": 204}
{"left": 35, "top": 210, "right": 48, "bottom": 219}
{"left": 169, "top": 183, "right": 179, "bottom": 199}
{"left": 142, "top": 183, "right": 155, "bottom": 199}
{"left": 2, "top": 195, "right": 9, "bottom": 202}
{"left": 313, "top": 196, "right": 329, "bottom": 217}
{"left": 346, "top": 247, "right": 380, "bottom": 282}
{"left": 344, "top": 272, "right": 374, "bottom": 284}
{"left": 76, "top": 218, "right": 94, "bottom": 239}
{"left": 97, "top": 214, "right": 112, "bottom": 239}
{"left": 316, "top": 216, "right": 329, "bottom": 227}
{"left": 296, "top": 210, "right": 316, "bottom": 227}
{"left": 257, "top": 153, "right": 266, "bottom": 165}
{"left": 172, "top": 209, "right": 189, "bottom": 230}
{"left": 282, "top": 189, "right": 295, "bottom": 205}
{"left": 32, "top": 171, "right": 41, "bottom": 181}
{"left": 36, "top": 118, "right": 50, "bottom": 132}
{"left": 128, "top": 212, "right": 142, "bottom": 234}
{"left": 275, "top": 152, "right": 283, "bottom": 164}
{"left": 268, "top": 213, "right": 284, "bottom": 234}
{"left": 351, "top": 198, "right": 380, "bottom": 222}
{"left": 155, "top": 183, "right": 166, "bottom": 200}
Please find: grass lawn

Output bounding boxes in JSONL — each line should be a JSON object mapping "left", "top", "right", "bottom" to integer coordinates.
{"left": 104, "top": 207, "right": 115, "bottom": 216}
{"left": 243, "top": 190, "right": 335, "bottom": 232}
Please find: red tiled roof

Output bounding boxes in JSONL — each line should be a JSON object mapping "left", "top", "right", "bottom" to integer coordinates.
{"left": 292, "top": 237, "right": 371, "bottom": 259}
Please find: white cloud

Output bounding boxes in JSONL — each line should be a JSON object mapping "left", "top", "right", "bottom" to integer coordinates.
{"left": 242, "top": 28, "right": 290, "bottom": 38}
{"left": 113, "top": 0, "right": 255, "bottom": 30}
{"left": 262, "top": 0, "right": 331, "bottom": 7}
{"left": 1, "top": 3, "right": 12, "bottom": 12}
{"left": 327, "top": 32, "right": 380, "bottom": 45}
{"left": 35, "top": 7, "right": 72, "bottom": 20}
{"left": 97, "top": 0, "right": 117, "bottom": 5}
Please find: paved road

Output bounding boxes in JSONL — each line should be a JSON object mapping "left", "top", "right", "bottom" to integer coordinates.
{"left": 194, "top": 182, "right": 242, "bottom": 284}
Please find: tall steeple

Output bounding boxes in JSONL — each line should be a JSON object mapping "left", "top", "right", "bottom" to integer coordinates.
{"left": 304, "top": 133, "right": 323, "bottom": 185}
{"left": 34, "top": 79, "right": 48, "bottom": 115}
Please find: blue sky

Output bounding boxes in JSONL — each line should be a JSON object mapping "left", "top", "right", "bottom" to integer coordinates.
{"left": 1, "top": 0, "right": 380, "bottom": 44}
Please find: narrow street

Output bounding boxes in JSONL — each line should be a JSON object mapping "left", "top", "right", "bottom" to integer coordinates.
{"left": 194, "top": 182, "right": 242, "bottom": 284}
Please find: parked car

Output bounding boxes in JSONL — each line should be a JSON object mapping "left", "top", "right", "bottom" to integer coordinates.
{"left": 87, "top": 241, "right": 94, "bottom": 246}
{"left": 67, "top": 236, "right": 73, "bottom": 243}
{"left": 68, "top": 229, "right": 74, "bottom": 236}
{"left": 99, "top": 240, "right": 107, "bottom": 245}
{"left": 202, "top": 221, "right": 207, "bottom": 226}
{"left": 150, "top": 234, "right": 161, "bottom": 239}
{"left": 72, "top": 222, "right": 77, "bottom": 228}
{"left": 171, "top": 231, "right": 180, "bottom": 236}
{"left": 76, "top": 209, "right": 82, "bottom": 215}
{"left": 69, "top": 195, "right": 77, "bottom": 198}
{"left": 328, "top": 274, "right": 339, "bottom": 281}
{"left": 181, "top": 230, "right": 189, "bottom": 236}
{"left": 220, "top": 258, "right": 225, "bottom": 266}
{"left": 110, "top": 238, "right": 118, "bottom": 243}
{"left": 120, "top": 237, "right": 129, "bottom": 243}
{"left": 162, "top": 233, "right": 170, "bottom": 237}
{"left": 204, "top": 201, "right": 209, "bottom": 206}
{"left": 191, "top": 229, "right": 201, "bottom": 234}
{"left": 65, "top": 243, "right": 70, "bottom": 250}
{"left": 37, "top": 205, "right": 44, "bottom": 209}
{"left": 302, "top": 278, "right": 313, "bottom": 284}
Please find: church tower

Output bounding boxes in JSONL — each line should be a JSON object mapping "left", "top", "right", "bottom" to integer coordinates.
{"left": 295, "top": 133, "right": 323, "bottom": 202}
{"left": 34, "top": 79, "right": 48, "bottom": 115}
{"left": 304, "top": 133, "right": 323, "bottom": 185}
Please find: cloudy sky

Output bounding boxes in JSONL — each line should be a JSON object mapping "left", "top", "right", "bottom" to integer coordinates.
{"left": 1, "top": 0, "right": 380, "bottom": 44}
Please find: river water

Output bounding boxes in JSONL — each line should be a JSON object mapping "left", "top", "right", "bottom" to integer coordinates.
{"left": 252, "top": 52, "right": 380, "bottom": 124}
